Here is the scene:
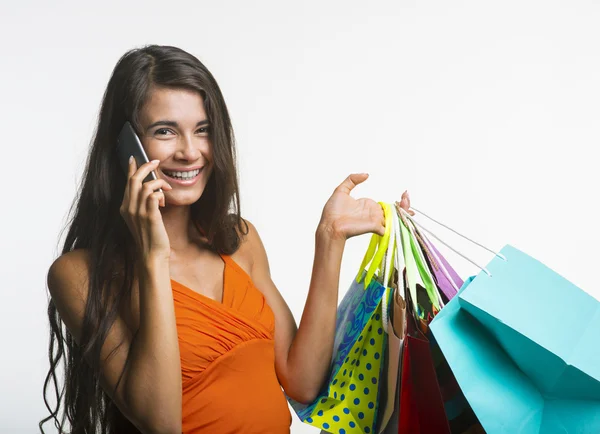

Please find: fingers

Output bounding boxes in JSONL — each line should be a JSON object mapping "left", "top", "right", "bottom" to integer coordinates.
{"left": 140, "top": 180, "right": 172, "bottom": 212}
{"left": 124, "top": 158, "right": 172, "bottom": 216}
{"left": 131, "top": 159, "right": 160, "bottom": 184}
{"left": 127, "top": 155, "right": 137, "bottom": 178}
{"left": 335, "top": 173, "right": 369, "bottom": 195}
{"left": 398, "top": 190, "right": 415, "bottom": 216}
{"left": 142, "top": 178, "right": 173, "bottom": 194}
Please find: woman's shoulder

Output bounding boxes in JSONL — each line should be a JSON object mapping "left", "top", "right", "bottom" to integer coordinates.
{"left": 233, "top": 218, "right": 269, "bottom": 280}
{"left": 48, "top": 249, "right": 92, "bottom": 294}
{"left": 47, "top": 249, "right": 94, "bottom": 343}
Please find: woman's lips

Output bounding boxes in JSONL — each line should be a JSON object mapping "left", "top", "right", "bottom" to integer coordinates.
{"left": 161, "top": 167, "right": 203, "bottom": 186}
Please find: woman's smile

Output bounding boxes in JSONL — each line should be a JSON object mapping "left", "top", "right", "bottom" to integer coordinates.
{"left": 160, "top": 167, "right": 204, "bottom": 186}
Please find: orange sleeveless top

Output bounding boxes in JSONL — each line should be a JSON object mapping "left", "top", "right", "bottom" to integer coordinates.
{"left": 171, "top": 245, "right": 292, "bottom": 433}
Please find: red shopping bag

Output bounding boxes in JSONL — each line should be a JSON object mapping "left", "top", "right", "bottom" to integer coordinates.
{"left": 397, "top": 276, "right": 451, "bottom": 434}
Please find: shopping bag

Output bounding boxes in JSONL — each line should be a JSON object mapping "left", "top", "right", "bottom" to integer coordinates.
{"left": 291, "top": 202, "right": 394, "bottom": 434}
{"left": 398, "top": 273, "right": 451, "bottom": 433}
{"left": 396, "top": 211, "right": 451, "bottom": 434}
{"left": 411, "top": 224, "right": 463, "bottom": 303}
{"left": 376, "top": 205, "right": 407, "bottom": 433}
{"left": 400, "top": 210, "right": 484, "bottom": 434}
{"left": 431, "top": 245, "right": 600, "bottom": 433}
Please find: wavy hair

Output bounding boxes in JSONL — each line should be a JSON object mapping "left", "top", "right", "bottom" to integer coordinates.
{"left": 40, "top": 44, "right": 248, "bottom": 433}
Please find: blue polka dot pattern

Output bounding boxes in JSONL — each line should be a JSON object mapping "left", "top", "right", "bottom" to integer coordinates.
{"left": 287, "top": 273, "right": 387, "bottom": 434}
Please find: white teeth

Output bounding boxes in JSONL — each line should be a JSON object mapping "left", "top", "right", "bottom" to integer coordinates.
{"left": 164, "top": 169, "right": 200, "bottom": 179}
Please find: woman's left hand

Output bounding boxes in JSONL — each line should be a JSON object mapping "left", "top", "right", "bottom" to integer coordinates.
{"left": 318, "top": 173, "right": 386, "bottom": 241}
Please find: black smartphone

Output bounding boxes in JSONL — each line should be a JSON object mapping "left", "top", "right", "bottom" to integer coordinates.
{"left": 116, "top": 121, "right": 162, "bottom": 193}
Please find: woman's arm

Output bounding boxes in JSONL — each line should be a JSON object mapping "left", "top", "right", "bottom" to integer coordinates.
{"left": 246, "top": 174, "right": 391, "bottom": 404}
{"left": 246, "top": 220, "right": 345, "bottom": 403}
{"left": 48, "top": 250, "right": 182, "bottom": 434}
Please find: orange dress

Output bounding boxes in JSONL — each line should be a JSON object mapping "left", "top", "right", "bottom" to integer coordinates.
{"left": 171, "top": 250, "right": 292, "bottom": 433}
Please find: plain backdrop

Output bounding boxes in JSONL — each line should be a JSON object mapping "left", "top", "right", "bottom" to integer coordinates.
{"left": 1, "top": 0, "right": 599, "bottom": 432}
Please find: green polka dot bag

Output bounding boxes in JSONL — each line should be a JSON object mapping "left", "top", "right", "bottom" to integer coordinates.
{"left": 289, "top": 202, "right": 398, "bottom": 434}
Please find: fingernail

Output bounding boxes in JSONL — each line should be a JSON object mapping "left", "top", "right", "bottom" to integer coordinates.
{"left": 152, "top": 159, "right": 160, "bottom": 164}
{"left": 129, "top": 155, "right": 133, "bottom": 164}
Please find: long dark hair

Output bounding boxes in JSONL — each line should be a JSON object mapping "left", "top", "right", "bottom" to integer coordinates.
{"left": 40, "top": 45, "right": 248, "bottom": 434}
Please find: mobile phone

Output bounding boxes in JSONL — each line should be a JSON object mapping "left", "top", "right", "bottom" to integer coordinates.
{"left": 116, "top": 121, "right": 163, "bottom": 193}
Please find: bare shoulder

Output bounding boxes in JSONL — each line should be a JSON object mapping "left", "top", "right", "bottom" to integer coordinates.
{"left": 236, "top": 218, "right": 276, "bottom": 281}
{"left": 230, "top": 218, "right": 253, "bottom": 274}
{"left": 48, "top": 249, "right": 91, "bottom": 299}
{"left": 233, "top": 218, "right": 263, "bottom": 274}
{"left": 47, "top": 248, "right": 93, "bottom": 343}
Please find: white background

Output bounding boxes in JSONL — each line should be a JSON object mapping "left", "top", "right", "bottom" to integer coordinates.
{"left": 2, "top": 0, "right": 599, "bottom": 433}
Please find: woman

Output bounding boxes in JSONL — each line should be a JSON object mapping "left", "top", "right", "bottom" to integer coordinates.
{"left": 40, "top": 44, "right": 409, "bottom": 434}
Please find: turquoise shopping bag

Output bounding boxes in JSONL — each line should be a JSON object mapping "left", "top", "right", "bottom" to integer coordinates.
{"left": 430, "top": 245, "right": 600, "bottom": 433}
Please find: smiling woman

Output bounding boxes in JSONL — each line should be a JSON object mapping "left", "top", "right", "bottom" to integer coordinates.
{"left": 139, "top": 88, "right": 213, "bottom": 192}
{"left": 41, "top": 44, "right": 389, "bottom": 434}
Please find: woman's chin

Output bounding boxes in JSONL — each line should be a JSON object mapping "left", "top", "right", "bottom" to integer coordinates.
{"left": 163, "top": 190, "right": 204, "bottom": 207}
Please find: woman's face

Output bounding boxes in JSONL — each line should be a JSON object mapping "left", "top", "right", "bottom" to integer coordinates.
{"left": 138, "top": 86, "right": 213, "bottom": 206}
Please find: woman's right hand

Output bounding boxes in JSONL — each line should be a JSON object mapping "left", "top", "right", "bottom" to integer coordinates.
{"left": 120, "top": 157, "right": 173, "bottom": 261}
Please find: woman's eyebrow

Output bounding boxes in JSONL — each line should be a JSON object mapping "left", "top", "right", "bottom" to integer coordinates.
{"left": 146, "top": 119, "right": 210, "bottom": 131}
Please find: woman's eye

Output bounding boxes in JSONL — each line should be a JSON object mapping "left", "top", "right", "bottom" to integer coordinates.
{"left": 197, "top": 127, "right": 210, "bottom": 134}
{"left": 155, "top": 128, "right": 173, "bottom": 136}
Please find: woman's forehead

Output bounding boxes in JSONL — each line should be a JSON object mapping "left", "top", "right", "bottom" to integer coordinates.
{"left": 141, "top": 87, "right": 207, "bottom": 124}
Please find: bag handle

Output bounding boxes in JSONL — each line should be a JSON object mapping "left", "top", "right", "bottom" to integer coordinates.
{"left": 396, "top": 204, "right": 462, "bottom": 294}
{"left": 355, "top": 202, "right": 393, "bottom": 288}
{"left": 381, "top": 202, "right": 401, "bottom": 333}
{"left": 399, "top": 207, "right": 444, "bottom": 315}
{"left": 402, "top": 211, "right": 446, "bottom": 308}
{"left": 399, "top": 206, "right": 506, "bottom": 277}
